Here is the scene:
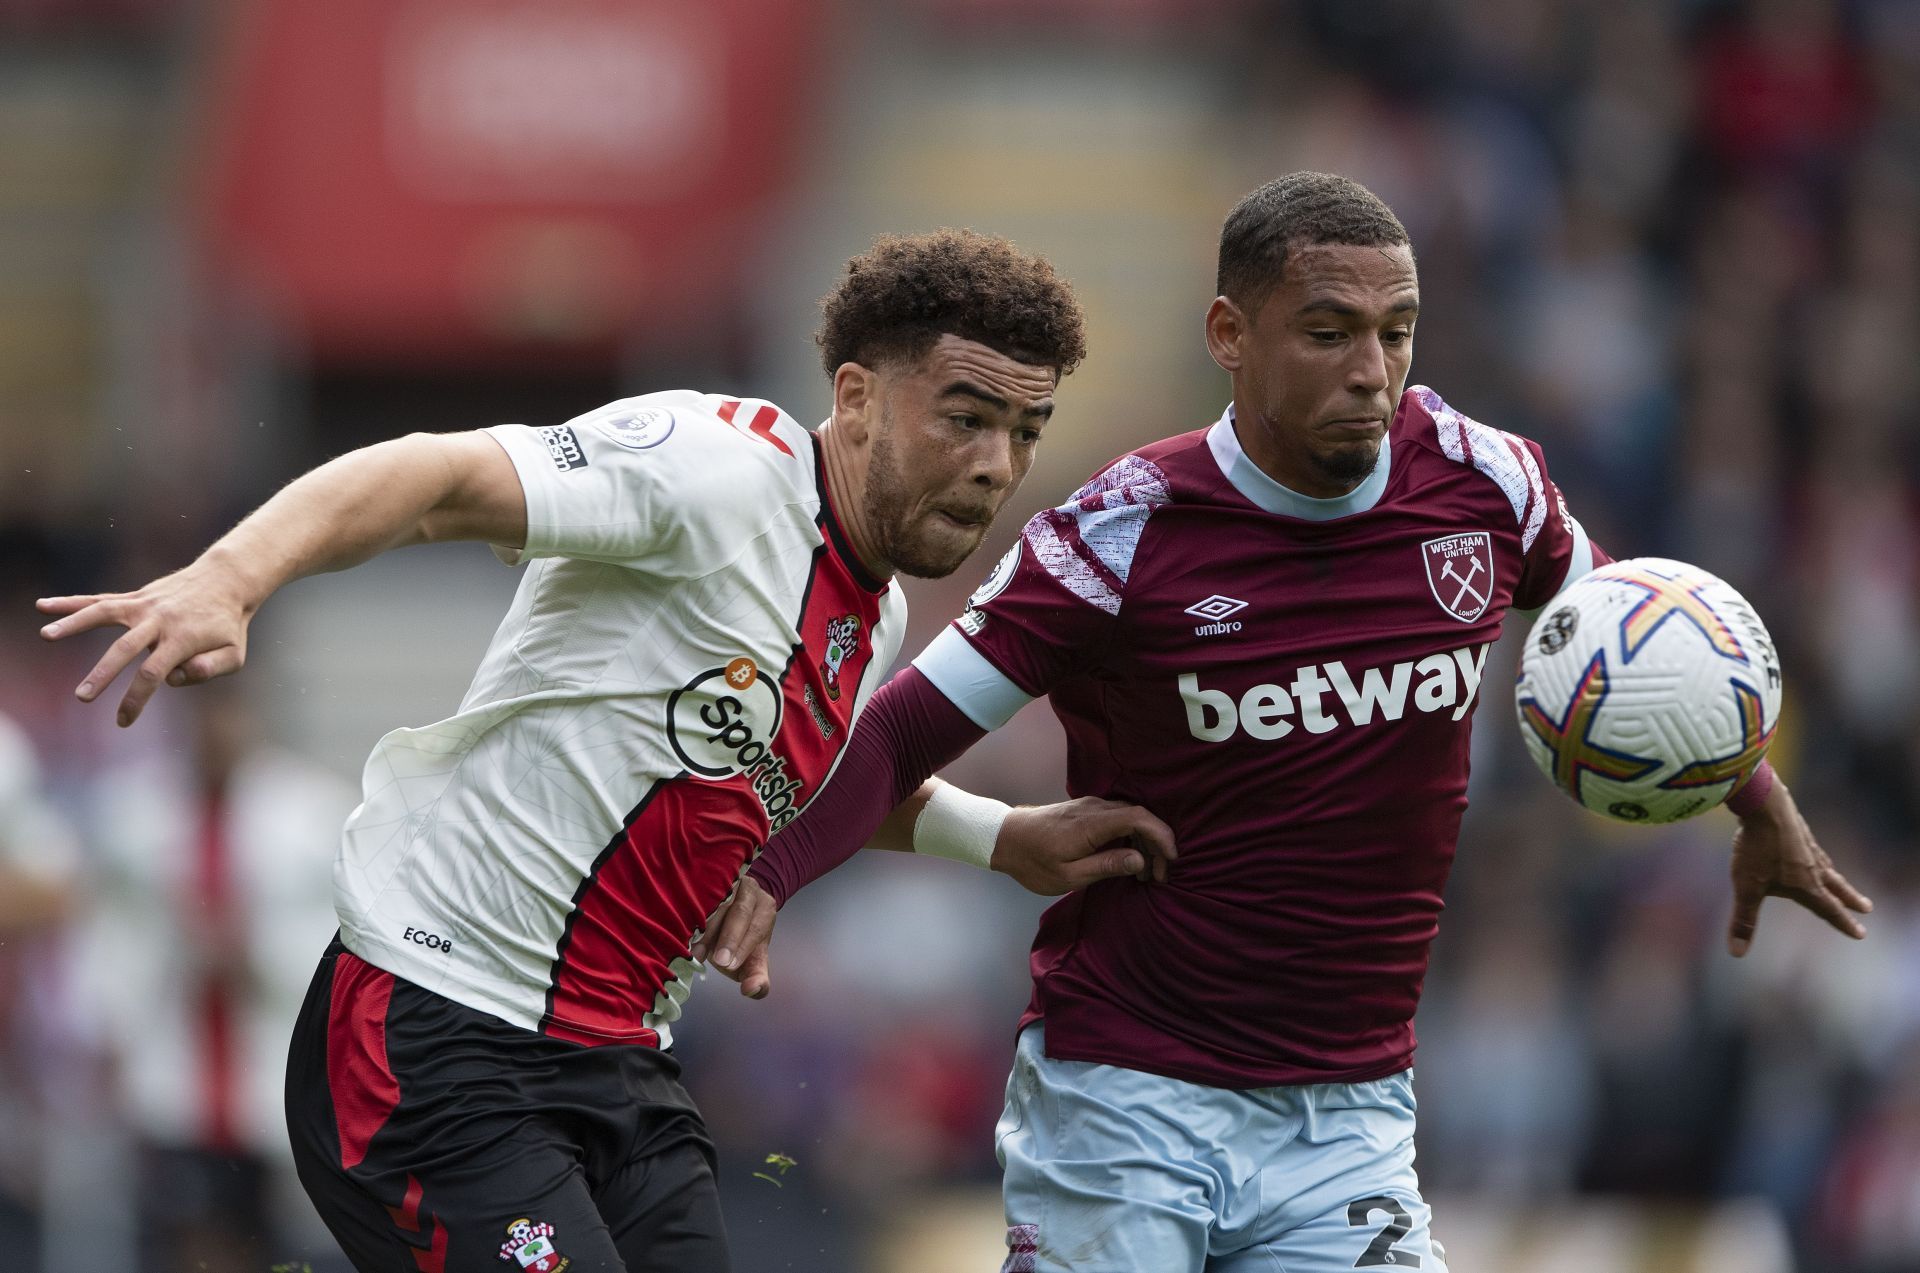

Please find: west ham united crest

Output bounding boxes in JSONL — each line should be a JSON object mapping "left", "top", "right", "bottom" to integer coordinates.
{"left": 1422, "top": 532, "right": 1495, "bottom": 623}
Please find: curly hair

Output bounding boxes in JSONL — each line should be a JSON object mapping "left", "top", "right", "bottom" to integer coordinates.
{"left": 817, "top": 229, "right": 1085, "bottom": 379}
{"left": 1217, "top": 172, "right": 1411, "bottom": 311}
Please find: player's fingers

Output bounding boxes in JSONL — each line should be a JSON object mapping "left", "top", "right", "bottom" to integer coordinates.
{"left": 1727, "top": 886, "right": 1765, "bottom": 958}
{"left": 711, "top": 889, "right": 773, "bottom": 971}
{"left": 35, "top": 593, "right": 111, "bottom": 616}
{"left": 78, "top": 622, "right": 158, "bottom": 703}
{"left": 118, "top": 640, "right": 196, "bottom": 726}
{"left": 691, "top": 897, "right": 734, "bottom": 963}
{"left": 39, "top": 598, "right": 131, "bottom": 641}
{"left": 1136, "top": 833, "right": 1167, "bottom": 883}
{"left": 166, "top": 645, "right": 244, "bottom": 687}
{"left": 1075, "top": 804, "right": 1177, "bottom": 862}
{"left": 1786, "top": 884, "right": 1868, "bottom": 940}
{"left": 1824, "top": 867, "right": 1874, "bottom": 915}
{"left": 738, "top": 947, "right": 772, "bottom": 1000}
{"left": 1061, "top": 846, "right": 1147, "bottom": 890}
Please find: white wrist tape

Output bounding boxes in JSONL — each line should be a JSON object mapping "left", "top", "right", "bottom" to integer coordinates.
{"left": 912, "top": 784, "right": 1010, "bottom": 871}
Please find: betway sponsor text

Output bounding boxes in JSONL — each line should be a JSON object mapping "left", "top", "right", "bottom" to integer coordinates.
{"left": 1180, "top": 644, "right": 1491, "bottom": 742}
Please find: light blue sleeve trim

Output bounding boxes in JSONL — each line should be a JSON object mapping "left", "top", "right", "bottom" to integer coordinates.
{"left": 1558, "top": 516, "right": 1595, "bottom": 595}
{"left": 1512, "top": 516, "right": 1596, "bottom": 622}
{"left": 912, "top": 626, "right": 1034, "bottom": 732}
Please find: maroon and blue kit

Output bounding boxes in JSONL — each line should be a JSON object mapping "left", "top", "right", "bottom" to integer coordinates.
{"left": 751, "top": 386, "right": 1609, "bottom": 1088}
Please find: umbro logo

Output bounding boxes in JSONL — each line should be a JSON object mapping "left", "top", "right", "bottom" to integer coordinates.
{"left": 1185, "top": 594, "right": 1248, "bottom": 636}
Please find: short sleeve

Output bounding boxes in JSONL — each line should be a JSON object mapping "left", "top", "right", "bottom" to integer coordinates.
{"left": 1409, "top": 386, "right": 1606, "bottom": 614}
{"left": 1511, "top": 437, "right": 1601, "bottom": 610}
{"left": 485, "top": 392, "right": 810, "bottom": 575}
{"left": 915, "top": 453, "right": 1169, "bottom": 730}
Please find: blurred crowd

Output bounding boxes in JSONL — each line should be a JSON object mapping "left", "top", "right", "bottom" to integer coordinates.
{"left": 1, "top": 1, "right": 1917, "bottom": 1270}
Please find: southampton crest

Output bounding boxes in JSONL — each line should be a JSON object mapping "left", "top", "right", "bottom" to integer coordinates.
{"left": 821, "top": 613, "right": 863, "bottom": 701}
{"left": 1422, "top": 532, "right": 1496, "bottom": 623}
{"left": 499, "top": 1216, "right": 569, "bottom": 1271}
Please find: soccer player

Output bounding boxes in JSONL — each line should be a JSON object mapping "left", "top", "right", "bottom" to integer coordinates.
{"left": 705, "top": 174, "right": 1875, "bottom": 1271}
{"left": 37, "top": 230, "right": 1174, "bottom": 1273}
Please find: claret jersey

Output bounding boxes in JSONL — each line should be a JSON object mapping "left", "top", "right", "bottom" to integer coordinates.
{"left": 915, "top": 386, "right": 1602, "bottom": 1087}
{"left": 335, "top": 391, "right": 906, "bottom": 1048}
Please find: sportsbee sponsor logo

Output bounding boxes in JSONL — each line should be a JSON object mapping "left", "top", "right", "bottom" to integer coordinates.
{"left": 666, "top": 662, "right": 807, "bottom": 829}
{"left": 537, "top": 425, "right": 589, "bottom": 471}
{"left": 1180, "top": 643, "right": 1491, "bottom": 741}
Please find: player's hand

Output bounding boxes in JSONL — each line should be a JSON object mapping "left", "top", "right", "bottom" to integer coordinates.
{"left": 1728, "top": 779, "right": 1872, "bottom": 957}
{"left": 692, "top": 876, "right": 776, "bottom": 999}
{"left": 991, "top": 797, "right": 1177, "bottom": 896}
{"left": 37, "top": 553, "right": 259, "bottom": 727}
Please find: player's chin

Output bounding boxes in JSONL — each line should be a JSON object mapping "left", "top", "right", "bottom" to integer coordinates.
{"left": 891, "top": 516, "right": 988, "bottom": 579}
{"left": 1312, "top": 437, "right": 1382, "bottom": 485}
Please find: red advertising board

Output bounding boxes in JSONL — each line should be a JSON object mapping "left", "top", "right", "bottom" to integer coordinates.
{"left": 194, "top": 0, "right": 821, "bottom": 366}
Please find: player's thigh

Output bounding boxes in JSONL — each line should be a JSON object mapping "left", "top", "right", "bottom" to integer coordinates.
{"left": 284, "top": 943, "right": 624, "bottom": 1272}
{"left": 1208, "top": 1190, "right": 1448, "bottom": 1273}
{"left": 1209, "top": 1071, "right": 1445, "bottom": 1273}
{"left": 292, "top": 1123, "right": 623, "bottom": 1273}
{"left": 596, "top": 1112, "right": 731, "bottom": 1273}
{"left": 997, "top": 1030, "right": 1213, "bottom": 1272}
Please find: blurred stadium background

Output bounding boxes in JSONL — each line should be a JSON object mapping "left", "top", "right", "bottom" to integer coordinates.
{"left": 0, "top": 0, "right": 1916, "bottom": 1269}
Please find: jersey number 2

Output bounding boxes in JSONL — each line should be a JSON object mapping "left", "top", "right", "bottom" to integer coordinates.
{"left": 1348, "top": 1197, "right": 1422, "bottom": 1268}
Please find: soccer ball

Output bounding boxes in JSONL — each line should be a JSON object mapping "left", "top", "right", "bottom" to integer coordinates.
{"left": 1514, "top": 557, "right": 1782, "bottom": 824}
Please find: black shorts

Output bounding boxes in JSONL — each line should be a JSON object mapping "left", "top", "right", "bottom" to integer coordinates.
{"left": 286, "top": 939, "right": 729, "bottom": 1273}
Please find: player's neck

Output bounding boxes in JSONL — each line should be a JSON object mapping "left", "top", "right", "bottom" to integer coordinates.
{"left": 815, "top": 419, "right": 894, "bottom": 581}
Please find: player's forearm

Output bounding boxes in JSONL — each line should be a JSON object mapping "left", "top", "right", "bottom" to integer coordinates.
{"left": 198, "top": 433, "right": 508, "bottom": 609}
{"left": 865, "top": 781, "right": 939, "bottom": 853}
{"left": 748, "top": 670, "right": 986, "bottom": 904}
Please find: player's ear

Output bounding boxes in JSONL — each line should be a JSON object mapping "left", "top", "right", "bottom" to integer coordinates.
{"left": 831, "top": 362, "right": 879, "bottom": 444}
{"left": 1204, "top": 296, "right": 1246, "bottom": 373}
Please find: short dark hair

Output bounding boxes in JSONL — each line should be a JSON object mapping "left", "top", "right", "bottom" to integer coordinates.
{"left": 817, "top": 229, "right": 1086, "bottom": 380}
{"left": 1216, "top": 172, "right": 1411, "bottom": 311}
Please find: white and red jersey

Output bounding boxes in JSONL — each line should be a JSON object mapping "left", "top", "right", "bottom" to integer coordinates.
{"left": 334, "top": 391, "right": 907, "bottom": 1048}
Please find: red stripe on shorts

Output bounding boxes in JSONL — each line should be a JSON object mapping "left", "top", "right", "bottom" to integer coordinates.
{"left": 326, "top": 951, "right": 400, "bottom": 1169}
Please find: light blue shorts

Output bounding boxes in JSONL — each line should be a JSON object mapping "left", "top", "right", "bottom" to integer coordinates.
{"left": 996, "top": 1026, "right": 1449, "bottom": 1273}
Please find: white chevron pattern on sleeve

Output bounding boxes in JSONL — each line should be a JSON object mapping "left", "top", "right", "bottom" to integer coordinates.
{"left": 1021, "top": 455, "right": 1171, "bottom": 616}
{"left": 1412, "top": 385, "right": 1547, "bottom": 552}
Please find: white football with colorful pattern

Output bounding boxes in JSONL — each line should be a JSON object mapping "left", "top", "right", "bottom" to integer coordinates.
{"left": 1514, "top": 557, "right": 1782, "bottom": 824}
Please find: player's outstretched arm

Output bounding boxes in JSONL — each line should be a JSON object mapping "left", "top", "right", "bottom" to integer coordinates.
{"left": 693, "top": 786, "right": 1174, "bottom": 998}
{"left": 691, "top": 666, "right": 1177, "bottom": 998}
{"left": 37, "top": 431, "right": 525, "bottom": 726}
{"left": 1726, "top": 772, "right": 1872, "bottom": 957}
{"left": 862, "top": 779, "right": 1175, "bottom": 886}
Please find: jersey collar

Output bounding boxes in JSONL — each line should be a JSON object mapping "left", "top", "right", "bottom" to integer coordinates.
{"left": 1206, "top": 404, "right": 1391, "bottom": 521}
